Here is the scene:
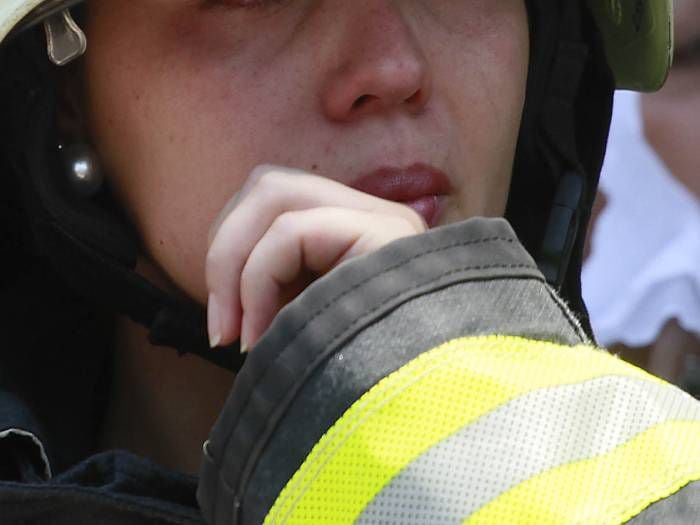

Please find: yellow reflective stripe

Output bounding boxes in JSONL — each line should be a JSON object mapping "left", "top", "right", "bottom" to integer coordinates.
{"left": 356, "top": 375, "right": 700, "bottom": 524}
{"left": 264, "top": 336, "right": 664, "bottom": 525}
{"left": 465, "top": 421, "right": 700, "bottom": 525}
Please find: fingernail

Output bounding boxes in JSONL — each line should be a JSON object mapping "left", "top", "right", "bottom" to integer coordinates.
{"left": 207, "top": 293, "right": 222, "bottom": 349}
{"left": 240, "top": 322, "right": 250, "bottom": 354}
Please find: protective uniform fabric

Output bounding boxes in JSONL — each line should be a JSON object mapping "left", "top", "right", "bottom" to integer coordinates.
{"left": 266, "top": 338, "right": 700, "bottom": 524}
{"left": 0, "top": 219, "right": 698, "bottom": 524}
{"left": 198, "top": 218, "right": 700, "bottom": 525}
{"left": 0, "top": 2, "right": 694, "bottom": 525}
{"left": 0, "top": 451, "right": 204, "bottom": 524}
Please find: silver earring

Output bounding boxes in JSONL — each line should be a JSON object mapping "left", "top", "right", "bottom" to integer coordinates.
{"left": 61, "top": 143, "right": 104, "bottom": 197}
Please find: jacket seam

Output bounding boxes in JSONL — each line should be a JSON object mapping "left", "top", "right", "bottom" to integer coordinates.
{"left": 221, "top": 237, "right": 540, "bottom": 493}
{"left": 226, "top": 263, "right": 538, "bottom": 499}
{"left": 222, "top": 236, "right": 518, "bottom": 443}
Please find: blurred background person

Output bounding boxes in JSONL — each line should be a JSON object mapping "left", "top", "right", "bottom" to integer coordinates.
{"left": 583, "top": 0, "right": 700, "bottom": 390}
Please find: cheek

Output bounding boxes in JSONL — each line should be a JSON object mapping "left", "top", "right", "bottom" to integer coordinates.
{"left": 84, "top": 23, "right": 265, "bottom": 303}
{"left": 435, "top": 3, "right": 529, "bottom": 215}
{"left": 85, "top": 24, "right": 312, "bottom": 304}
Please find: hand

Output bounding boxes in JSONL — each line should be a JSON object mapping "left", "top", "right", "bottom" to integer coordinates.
{"left": 205, "top": 165, "right": 427, "bottom": 352}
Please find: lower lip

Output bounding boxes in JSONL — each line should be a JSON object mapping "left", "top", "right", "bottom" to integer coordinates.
{"left": 404, "top": 195, "right": 445, "bottom": 228}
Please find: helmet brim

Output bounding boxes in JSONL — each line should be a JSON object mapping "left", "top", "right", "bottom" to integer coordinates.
{"left": 1, "top": 0, "right": 675, "bottom": 93}
{"left": 589, "top": 0, "right": 673, "bottom": 92}
{"left": 1, "top": 0, "right": 82, "bottom": 44}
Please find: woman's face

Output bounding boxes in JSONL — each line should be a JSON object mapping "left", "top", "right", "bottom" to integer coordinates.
{"left": 84, "top": 0, "right": 530, "bottom": 304}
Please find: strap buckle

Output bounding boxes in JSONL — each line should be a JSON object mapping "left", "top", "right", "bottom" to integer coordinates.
{"left": 43, "top": 9, "right": 86, "bottom": 66}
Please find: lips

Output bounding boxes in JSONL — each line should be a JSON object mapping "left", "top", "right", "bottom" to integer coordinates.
{"left": 350, "top": 163, "right": 453, "bottom": 227}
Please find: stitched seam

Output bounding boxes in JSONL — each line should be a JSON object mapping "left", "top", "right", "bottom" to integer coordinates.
{"left": 225, "top": 239, "right": 533, "bottom": 469}
{"left": 574, "top": 458, "right": 700, "bottom": 525}
{"left": 311, "top": 262, "right": 533, "bottom": 367}
{"left": 291, "top": 237, "right": 515, "bottom": 350}
{"left": 297, "top": 263, "right": 535, "bottom": 381}
{"left": 294, "top": 236, "right": 515, "bottom": 348}
{"left": 225, "top": 237, "right": 539, "bottom": 489}
{"left": 222, "top": 237, "right": 517, "bottom": 448}
{"left": 235, "top": 263, "right": 535, "bottom": 503}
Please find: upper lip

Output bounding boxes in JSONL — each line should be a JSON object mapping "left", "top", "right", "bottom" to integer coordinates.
{"left": 350, "top": 163, "right": 454, "bottom": 202}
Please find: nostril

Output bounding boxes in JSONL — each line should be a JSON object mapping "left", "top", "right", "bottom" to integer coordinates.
{"left": 352, "top": 94, "right": 374, "bottom": 111}
{"left": 406, "top": 89, "right": 422, "bottom": 106}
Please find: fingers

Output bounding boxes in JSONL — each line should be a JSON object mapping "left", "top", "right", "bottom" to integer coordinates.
{"left": 239, "top": 207, "right": 420, "bottom": 348}
{"left": 207, "top": 165, "right": 425, "bottom": 248}
{"left": 206, "top": 165, "right": 427, "bottom": 349}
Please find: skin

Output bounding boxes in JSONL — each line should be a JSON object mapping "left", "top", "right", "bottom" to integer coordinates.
{"left": 81, "top": 0, "right": 530, "bottom": 473}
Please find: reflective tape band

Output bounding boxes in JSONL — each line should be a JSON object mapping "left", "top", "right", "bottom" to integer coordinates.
{"left": 466, "top": 422, "right": 700, "bottom": 525}
{"left": 263, "top": 336, "right": 697, "bottom": 524}
{"left": 358, "top": 376, "right": 700, "bottom": 524}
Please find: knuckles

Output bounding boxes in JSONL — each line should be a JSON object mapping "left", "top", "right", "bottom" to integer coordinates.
{"left": 253, "top": 168, "right": 285, "bottom": 192}
{"left": 249, "top": 165, "right": 297, "bottom": 197}
{"left": 205, "top": 164, "right": 428, "bottom": 294}
{"left": 205, "top": 246, "right": 229, "bottom": 285}
{"left": 268, "top": 210, "right": 303, "bottom": 240}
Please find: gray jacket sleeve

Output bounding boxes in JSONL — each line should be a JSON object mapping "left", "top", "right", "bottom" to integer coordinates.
{"left": 197, "top": 217, "right": 699, "bottom": 525}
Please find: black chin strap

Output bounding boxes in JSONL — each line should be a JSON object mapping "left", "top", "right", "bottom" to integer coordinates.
{"left": 538, "top": 171, "right": 583, "bottom": 287}
{"left": 510, "top": 0, "right": 613, "bottom": 342}
{"left": 536, "top": 31, "right": 589, "bottom": 290}
{"left": 24, "top": 146, "right": 246, "bottom": 372}
{"left": 150, "top": 298, "right": 246, "bottom": 371}
{"left": 29, "top": 147, "right": 246, "bottom": 372}
{"left": 531, "top": 0, "right": 613, "bottom": 339}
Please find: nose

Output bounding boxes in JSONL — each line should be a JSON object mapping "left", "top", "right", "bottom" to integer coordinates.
{"left": 320, "top": 2, "right": 432, "bottom": 122}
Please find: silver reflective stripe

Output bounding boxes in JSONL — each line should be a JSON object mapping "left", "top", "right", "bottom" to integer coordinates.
{"left": 357, "top": 376, "right": 700, "bottom": 525}
{"left": 0, "top": 428, "right": 52, "bottom": 480}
